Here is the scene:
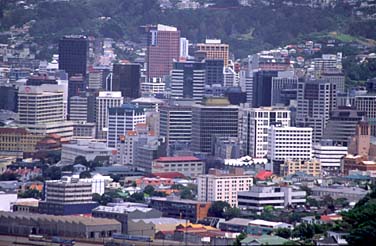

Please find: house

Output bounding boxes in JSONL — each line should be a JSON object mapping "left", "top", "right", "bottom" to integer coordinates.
{"left": 241, "top": 235, "right": 292, "bottom": 246}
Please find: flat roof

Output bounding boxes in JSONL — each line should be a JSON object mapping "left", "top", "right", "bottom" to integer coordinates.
{"left": 154, "top": 156, "right": 201, "bottom": 162}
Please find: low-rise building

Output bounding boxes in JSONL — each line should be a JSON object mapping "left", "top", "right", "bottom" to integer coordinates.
{"left": 0, "top": 191, "right": 17, "bottom": 212}
{"left": 149, "top": 196, "right": 211, "bottom": 223}
{"left": 152, "top": 156, "right": 204, "bottom": 178}
{"left": 313, "top": 139, "right": 348, "bottom": 174}
{"left": 247, "top": 219, "right": 293, "bottom": 235}
{"left": 128, "top": 217, "right": 186, "bottom": 239}
{"left": 310, "top": 185, "right": 369, "bottom": 203}
{"left": 237, "top": 185, "right": 306, "bottom": 211}
{"left": 92, "top": 205, "right": 162, "bottom": 233}
{"left": 0, "top": 211, "right": 121, "bottom": 239}
{"left": 0, "top": 128, "right": 44, "bottom": 156}
{"left": 219, "top": 218, "right": 252, "bottom": 233}
{"left": 280, "top": 159, "right": 321, "bottom": 176}
{"left": 342, "top": 154, "right": 376, "bottom": 176}
{"left": 197, "top": 168, "right": 253, "bottom": 207}
{"left": 12, "top": 198, "right": 39, "bottom": 213}
{"left": 61, "top": 140, "right": 117, "bottom": 165}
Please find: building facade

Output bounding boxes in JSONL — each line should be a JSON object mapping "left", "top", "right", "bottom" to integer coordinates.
{"left": 152, "top": 156, "right": 204, "bottom": 177}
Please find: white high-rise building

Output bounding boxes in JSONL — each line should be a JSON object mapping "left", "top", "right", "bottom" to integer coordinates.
{"left": 18, "top": 84, "right": 74, "bottom": 141}
{"left": 170, "top": 61, "right": 205, "bottom": 102}
{"left": 197, "top": 168, "right": 253, "bottom": 207}
{"left": 267, "top": 125, "right": 313, "bottom": 162}
{"left": 179, "top": 37, "right": 189, "bottom": 59}
{"left": 107, "top": 104, "right": 146, "bottom": 148}
{"left": 240, "top": 106, "right": 291, "bottom": 158}
{"left": 313, "top": 140, "right": 348, "bottom": 173}
{"left": 95, "top": 91, "right": 123, "bottom": 139}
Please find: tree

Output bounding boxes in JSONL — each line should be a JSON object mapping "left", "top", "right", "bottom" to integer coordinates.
{"left": 292, "top": 223, "right": 315, "bottom": 240}
{"left": 233, "top": 232, "right": 247, "bottom": 246}
{"left": 18, "top": 189, "right": 42, "bottom": 199}
{"left": 274, "top": 228, "right": 292, "bottom": 239}
{"left": 43, "top": 166, "right": 62, "bottom": 180}
{"left": 224, "top": 207, "right": 241, "bottom": 220}
{"left": 79, "top": 171, "right": 92, "bottom": 179}
{"left": 180, "top": 188, "right": 194, "bottom": 200}
{"left": 208, "top": 201, "right": 231, "bottom": 218}
{"left": 144, "top": 185, "right": 155, "bottom": 195}
{"left": 127, "top": 192, "right": 145, "bottom": 203}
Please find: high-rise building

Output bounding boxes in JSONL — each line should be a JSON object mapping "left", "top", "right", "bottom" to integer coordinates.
{"left": 179, "top": 37, "right": 189, "bottom": 59}
{"left": 320, "top": 70, "right": 345, "bottom": 94}
{"left": 196, "top": 39, "right": 229, "bottom": 67}
{"left": 271, "top": 71, "right": 298, "bottom": 106}
{"left": 355, "top": 95, "right": 376, "bottom": 136}
{"left": 0, "top": 85, "right": 18, "bottom": 112}
{"left": 159, "top": 101, "right": 193, "bottom": 153}
{"left": 146, "top": 24, "right": 180, "bottom": 79}
{"left": 112, "top": 63, "right": 141, "bottom": 99}
{"left": 191, "top": 98, "right": 239, "bottom": 154}
{"left": 134, "top": 136, "right": 167, "bottom": 173}
{"left": 18, "top": 84, "right": 74, "bottom": 142}
{"left": 205, "top": 59, "right": 224, "bottom": 86}
{"left": 240, "top": 106, "right": 291, "bottom": 158}
{"left": 170, "top": 61, "right": 205, "bottom": 102}
{"left": 69, "top": 96, "right": 88, "bottom": 122}
{"left": 313, "top": 139, "right": 348, "bottom": 174}
{"left": 322, "top": 108, "right": 364, "bottom": 146}
{"left": 58, "top": 35, "right": 88, "bottom": 77}
{"left": 68, "top": 75, "right": 86, "bottom": 99}
{"left": 197, "top": 168, "right": 253, "bottom": 207}
{"left": 252, "top": 70, "right": 278, "bottom": 108}
{"left": 95, "top": 91, "right": 123, "bottom": 139}
{"left": 267, "top": 125, "right": 313, "bottom": 162}
{"left": 107, "top": 104, "right": 146, "bottom": 148}
{"left": 296, "top": 79, "right": 336, "bottom": 143}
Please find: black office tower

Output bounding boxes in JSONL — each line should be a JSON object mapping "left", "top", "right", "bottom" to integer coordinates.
{"left": 58, "top": 35, "right": 88, "bottom": 78}
{"left": 112, "top": 63, "right": 140, "bottom": 99}
{"left": 205, "top": 59, "right": 224, "bottom": 86}
{"left": 252, "top": 70, "right": 278, "bottom": 107}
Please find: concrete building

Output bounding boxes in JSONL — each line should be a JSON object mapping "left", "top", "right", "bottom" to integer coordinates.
{"left": 296, "top": 79, "right": 336, "bottom": 143}
{"left": 134, "top": 136, "right": 167, "bottom": 173}
{"left": 69, "top": 95, "right": 88, "bottom": 121}
{"left": 140, "top": 77, "right": 166, "bottom": 95}
{"left": 61, "top": 140, "right": 116, "bottom": 165}
{"left": 311, "top": 185, "right": 369, "bottom": 203}
{"left": 0, "top": 191, "right": 17, "bottom": 212}
{"left": 192, "top": 98, "right": 239, "bottom": 154}
{"left": 72, "top": 121, "right": 96, "bottom": 139}
{"left": 159, "top": 101, "right": 193, "bottom": 154}
{"left": 146, "top": 24, "right": 180, "bottom": 79}
{"left": 280, "top": 159, "right": 321, "bottom": 176}
{"left": 39, "top": 176, "right": 98, "bottom": 215}
{"left": 196, "top": 39, "right": 229, "bottom": 67}
{"left": 149, "top": 196, "right": 211, "bottom": 223}
{"left": 79, "top": 173, "right": 113, "bottom": 195}
{"left": 271, "top": 70, "right": 298, "bottom": 106}
{"left": 170, "top": 61, "right": 205, "bottom": 102}
{"left": 240, "top": 106, "right": 291, "bottom": 158}
{"left": 95, "top": 91, "right": 123, "bottom": 139}
{"left": 107, "top": 103, "right": 146, "bottom": 148}
{"left": 267, "top": 125, "right": 313, "bottom": 162}
{"left": 342, "top": 154, "right": 376, "bottom": 176}
{"left": 0, "top": 211, "right": 121, "bottom": 239}
{"left": 128, "top": 218, "right": 186, "bottom": 239}
{"left": 355, "top": 94, "right": 376, "bottom": 136}
{"left": 92, "top": 205, "right": 162, "bottom": 233}
{"left": 197, "top": 168, "right": 253, "bottom": 207}
{"left": 237, "top": 185, "right": 306, "bottom": 211}
{"left": 322, "top": 108, "right": 364, "bottom": 146}
{"left": 313, "top": 139, "right": 348, "bottom": 173}
{"left": 0, "top": 128, "right": 44, "bottom": 156}
{"left": 152, "top": 156, "right": 204, "bottom": 177}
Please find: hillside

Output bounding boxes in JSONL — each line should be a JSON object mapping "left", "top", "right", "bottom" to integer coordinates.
{"left": 0, "top": 0, "right": 375, "bottom": 59}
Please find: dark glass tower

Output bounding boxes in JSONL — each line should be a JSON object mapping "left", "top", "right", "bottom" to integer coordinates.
{"left": 252, "top": 70, "right": 278, "bottom": 107}
{"left": 58, "top": 35, "right": 88, "bottom": 78}
{"left": 112, "top": 63, "right": 141, "bottom": 99}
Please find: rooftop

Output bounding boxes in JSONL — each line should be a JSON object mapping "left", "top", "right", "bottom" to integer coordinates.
{"left": 154, "top": 156, "right": 200, "bottom": 162}
{"left": 93, "top": 205, "right": 153, "bottom": 214}
{"left": 220, "top": 218, "right": 252, "bottom": 226}
{"left": 132, "top": 217, "right": 185, "bottom": 225}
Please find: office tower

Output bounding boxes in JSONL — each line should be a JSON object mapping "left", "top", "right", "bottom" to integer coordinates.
{"left": 170, "top": 61, "right": 205, "bottom": 102}
{"left": 267, "top": 125, "right": 313, "bottom": 163}
{"left": 271, "top": 71, "right": 298, "bottom": 106}
{"left": 159, "top": 101, "right": 193, "bottom": 153}
{"left": 39, "top": 177, "right": 98, "bottom": 215}
{"left": 320, "top": 70, "right": 345, "bottom": 94}
{"left": 68, "top": 74, "right": 86, "bottom": 99}
{"left": 240, "top": 106, "right": 290, "bottom": 158}
{"left": 313, "top": 139, "right": 348, "bottom": 174}
{"left": 18, "top": 84, "right": 74, "bottom": 142}
{"left": 95, "top": 91, "right": 123, "bottom": 139}
{"left": 146, "top": 24, "right": 180, "bottom": 79}
{"left": 248, "top": 52, "right": 291, "bottom": 71}
{"left": 196, "top": 39, "right": 229, "bottom": 66}
{"left": 88, "top": 68, "right": 104, "bottom": 90}
{"left": 107, "top": 104, "right": 146, "bottom": 148}
{"left": 223, "top": 67, "right": 238, "bottom": 88}
{"left": 140, "top": 77, "right": 166, "bottom": 95}
{"left": 191, "top": 98, "right": 239, "bottom": 154}
{"left": 68, "top": 96, "right": 88, "bottom": 122}
{"left": 112, "top": 63, "right": 141, "bottom": 99}
{"left": 58, "top": 35, "right": 88, "bottom": 77}
{"left": 205, "top": 59, "right": 224, "bottom": 86}
{"left": 355, "top": 94, "right": 376, "bottom": 136}
{"left": 252, "top": 70, "right": 278, "bottom": 108}
{"left": 296, "top": 79, "right": 336, "bottom": 143}
{"left": 179, "top": 37, "right": 189, "bottom": 59}
{"left": 322, "top": 108, "right": 364, "bottom": 146}
{"left": 0, "top": 85, "right": 18, "bottom": 112}
{"left": 197, "top": 168, "right": 253, "bottom": 207}
{"left": 134, "top": 136, "right": 167, "bottom": 173}
{"left": 312, "top": 53, "right": 342, "bottom": 71}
